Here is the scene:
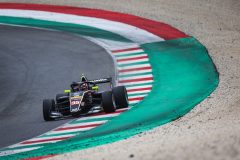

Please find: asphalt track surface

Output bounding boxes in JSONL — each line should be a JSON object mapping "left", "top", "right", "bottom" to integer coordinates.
{"left": 0, "top": 25, "right": 114, "bottom": 148}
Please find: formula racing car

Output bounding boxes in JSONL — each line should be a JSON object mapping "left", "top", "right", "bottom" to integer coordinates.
{"left": 43, "top": 75, "right": 128, "bottom": 121}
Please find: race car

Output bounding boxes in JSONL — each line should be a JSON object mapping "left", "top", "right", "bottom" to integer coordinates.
{"left": 43, "top": 75, "right": 128, "bottom": 121}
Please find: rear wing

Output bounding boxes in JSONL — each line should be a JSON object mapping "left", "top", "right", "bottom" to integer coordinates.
{"left": 71, "top": 77, "right": 113, "bottom": 90}
{"left": 89, "top": 77, "right": 112, "bottom": 84}
{"left": 89, "top": 77, "right": 113, "bottom": 88}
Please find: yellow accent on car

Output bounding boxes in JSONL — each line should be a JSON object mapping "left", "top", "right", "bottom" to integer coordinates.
{"left": 64, "top": 90, "right": 71, "bottom": 93}
{"left": 92, "top": 86, "right": 99, "bottom": 91}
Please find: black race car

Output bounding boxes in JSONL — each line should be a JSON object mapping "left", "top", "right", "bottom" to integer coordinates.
{"left": 43, "top": 75, "right": 128, "bottom": 121}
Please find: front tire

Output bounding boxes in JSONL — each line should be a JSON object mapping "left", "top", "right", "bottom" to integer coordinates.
{"left": 101, "top": 91, "right": 116, "bottom": 113}
{"left": 112, "top": 86, "right": 128, "bottom": 109}
{"left": 43, "top": 99, "right": 55, "bottom": 121}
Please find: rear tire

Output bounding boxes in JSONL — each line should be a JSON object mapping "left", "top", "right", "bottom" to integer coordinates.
{"left": 43, "top": 99, "right": 55, "bottom": 121}
{"left": 112, "top": 86, "right": 128, "bottom": 109}
{"left": 102, "top": 91, "right": 116, "bottom": 113}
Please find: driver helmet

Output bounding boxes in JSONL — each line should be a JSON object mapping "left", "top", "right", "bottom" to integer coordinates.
{"left": 80, "top": 83, "right": 88, "bottom": 91}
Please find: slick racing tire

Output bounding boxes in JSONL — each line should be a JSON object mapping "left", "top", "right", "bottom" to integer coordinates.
{"left": 43, "top": 99, "right": 55, "bottom": 121}
{"left": 102, "top": 91, "right": 116, "bottom": 113}
{"left": 112, "top": 86, "right": 128, "bottom": 109}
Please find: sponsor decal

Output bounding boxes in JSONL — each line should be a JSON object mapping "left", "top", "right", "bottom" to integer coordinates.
{"left": 71, "top": 100, "right": 80, "bottom": 106}
{"left": 71, "top": 96, "right": 81, "bottom": 99}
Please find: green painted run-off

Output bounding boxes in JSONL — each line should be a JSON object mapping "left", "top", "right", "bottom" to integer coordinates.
{"left": 1, "top": 37, "right": 219, "bottom": 160}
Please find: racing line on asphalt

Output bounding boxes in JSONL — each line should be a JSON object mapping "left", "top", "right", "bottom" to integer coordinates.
{"left": 0, "top": 25, "right": 115, "bottom": 148}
